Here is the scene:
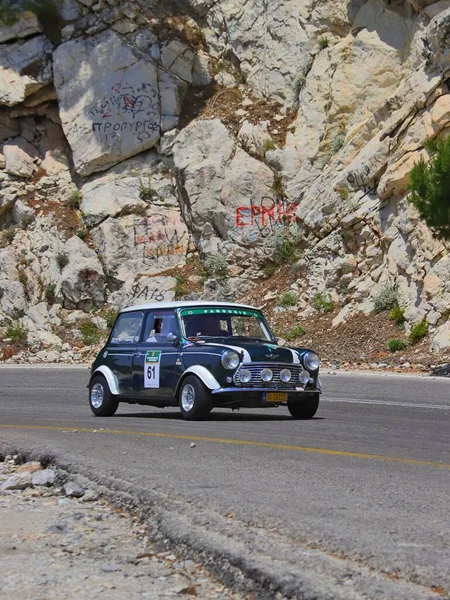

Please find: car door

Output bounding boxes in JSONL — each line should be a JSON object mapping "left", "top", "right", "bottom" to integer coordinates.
{"left": 132, "top": 309, "right": 183, "bottom": 400}
{"left": 106, "top": 310, "right": 145, "bottom": 394}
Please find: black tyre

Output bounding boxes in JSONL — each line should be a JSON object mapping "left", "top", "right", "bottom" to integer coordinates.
{"left": 179, "top": 375, "right": 213, "bottom": 421}
{"left": 287, "top": 393, "right": 320, "bottom": 420}
{"left": 89, "top": 375, "right": 119, "bottom": 417}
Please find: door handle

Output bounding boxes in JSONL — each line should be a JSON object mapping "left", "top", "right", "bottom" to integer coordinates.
{"left": 134, "top": 352, "right": 142, "bottom": 358}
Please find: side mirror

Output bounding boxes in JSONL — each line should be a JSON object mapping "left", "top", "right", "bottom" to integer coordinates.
{"left": 276, "top": 337, "right": 286, "bottom": 347}
{"left": 166, "top": 332, "right": 179, "bottom": 344}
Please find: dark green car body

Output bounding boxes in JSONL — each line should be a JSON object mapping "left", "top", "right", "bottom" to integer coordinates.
{"left": 89, "top": 301, "right": 321, "bottom": 417}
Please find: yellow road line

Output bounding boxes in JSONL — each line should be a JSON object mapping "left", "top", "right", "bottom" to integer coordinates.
{"left": 1, "top": 424, "right": 449, "bottom": 469}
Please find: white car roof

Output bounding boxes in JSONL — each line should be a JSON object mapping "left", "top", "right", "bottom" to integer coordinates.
{"left": 120, "top": 300, "right": 260, "bottom": 313}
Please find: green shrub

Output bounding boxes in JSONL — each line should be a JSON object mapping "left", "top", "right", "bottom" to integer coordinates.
{"left": 269, "top": 228, "right": 300, "bottom": 265}
{"left": 389, "top": 306, "right": 405, "bottom": 327}
{"left": 284, "top": 324, "right": 305, "bottom": 341}
{"left": 174, "top": 274, "right": 188, "bottom": 299}
{"left": 5, "top": 322, "right": 27, "bottom": 343}
{"left": 17, "top": 268, "right": 27, "bottom": 287}
{"left": 272, "top": 171, "right": 284, "bottom": 195}
{"left": 311, "top": 292, "right": 334, "bottom": 313}
{"left": 104, "top": 309, "right": 118, "bottom": 329}
{"left": 373, "top": 284, "right": 398, "bottom": 313}
{"left": 409, "top": 320, "right": 428, "bottom": 344}
{"left": 387, "top": 339, "right": 407, "bottom": 352}
{"left": 0, "top": 227, "right": 17, "bottom": 248}
{"left": 264, "top": 140, "right": 276, "bottom": 153}
{"left": 318, "top": 36, "right": 329, "bottom": 49}
{"left": 262, "top": 262, "right": 277, "bottom": 278}
{"left": 45, "top": 283, "right": 56, "bottom": 304}
{"left": 65, "top": 189, "right": 82, "bottom": 210}
{"left": 278, "top": 291, "right": 297, "bottom": 307}
{"left": 337, "top": 187, "right": 349, "bottom": 200}
{"left": 204, "top": 254, "right": 228, "bottom": 279}
{"left": 76, "top": 228, "right": 87, "bottom": 240}
{"left": 134, "top": 169, "right": 157, "bottom": 202}
{"left": 56, "top": 252, "right": 69, "bottom": 269}
{"left": 80, "top": 321, "right": 101, "bottom": 346}
{"left": 408, "top": 136, "right": 450, "bottom": 240}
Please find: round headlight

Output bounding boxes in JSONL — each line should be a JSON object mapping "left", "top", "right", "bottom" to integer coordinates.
{"left": 239, "top": 369, "right": 252, "bottom": 383}
{"left": 221, "top": 350, "right": 240, "bottom": 370}
{"left": 299, "top": 370, "right": 310, "bottom": 385}
{"left": 280, "top": 368, "right": 291, "bottom": 383}
{"left": 303, "top": 351, "right": 321, "bottom": 371}
{"left": 261, "top": 368, "right": 273, "bottom": 382}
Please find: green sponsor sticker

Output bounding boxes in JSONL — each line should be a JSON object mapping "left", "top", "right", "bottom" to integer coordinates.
{"left": 145, "top": 350, "right": 161, "bottom": 363}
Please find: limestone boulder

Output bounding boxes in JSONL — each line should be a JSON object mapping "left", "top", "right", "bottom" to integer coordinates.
{"left": 378, "top": 150, "right": 427, "bottom": 200}
{"left": 0, "top": 35, "right": 53, "bottom": 107}
{"left": 237, "top": 120, "right": 272, "bottom": 158}
{"left": 0, "top": 10, "right": 41, "bottom": 44}
{"left": 53, "top": 30, "right": 188, "bottom": 176}
{"left": 3, "top": 136, "right": 39, "bottom": 178}
{"left": 173, "top": 119, "right": 276, "bottom": 247}
{"left": 0, "top": 248, "right": 28, "bottom": 319}
{"left": 80, "top": 152, "right": 159, "bottom": 227}
{"left": 92, "top": 209, "right": 190, "bottom": 284}
{"left": 160, "top": 39, "right": 195, "bottom": 84}
{"left": 431, "top": 320, "right": 450, "bottom": 350}
{"left": 56, "top": 236, "right": 106, "bottom": 311}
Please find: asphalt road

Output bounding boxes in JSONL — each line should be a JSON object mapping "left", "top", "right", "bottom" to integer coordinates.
{"left": 0, "top": 367, "right": 449, "bottom": 599}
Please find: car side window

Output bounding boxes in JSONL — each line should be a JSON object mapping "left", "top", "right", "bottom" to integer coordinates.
{"left": 109, "top": 311, "right": 144, "bottom": 344}
{"left": 143, "top": 310, "right": 178, "bottom": 344}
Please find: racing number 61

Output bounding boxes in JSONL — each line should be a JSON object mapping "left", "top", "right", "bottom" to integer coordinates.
{"left": 147, "top": 365, "right": 156, "bottom": 380}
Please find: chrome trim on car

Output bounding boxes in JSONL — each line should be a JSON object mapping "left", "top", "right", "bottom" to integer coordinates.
{"left": 234, "top": 363, "right": 316, "bottom": 389}
{"left": 211, "top": 387, "right": 321, "bottom": 395}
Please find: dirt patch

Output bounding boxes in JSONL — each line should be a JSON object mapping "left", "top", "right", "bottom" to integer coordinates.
{"left": 180, "top": 85, "right": 296, "bottom": 149}
{"left": 239, "top": 267, "right": 450, "bottom": 373}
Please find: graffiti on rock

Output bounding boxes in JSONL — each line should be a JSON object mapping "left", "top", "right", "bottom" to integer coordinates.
{"left": 233, "top": 197, "right": 299, "bottom": 241}
{"left": 133, "top": 213, "right": 191, "bottom": 262}
{"left": 88, "top": 81, "right": 159, "bottom": 147}
{"left": 347, "top": 166, "right": 378, "bottom": 198}
{"left": 131, "top": 281, "right": 167, "bottom": 302}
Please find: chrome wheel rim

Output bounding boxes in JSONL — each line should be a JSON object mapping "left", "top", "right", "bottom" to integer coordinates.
{"left": 181, "top": 384, "right": 195, "bottom": 412}
{"left": 91, "top": 383, "right": 104, "bottom": 409}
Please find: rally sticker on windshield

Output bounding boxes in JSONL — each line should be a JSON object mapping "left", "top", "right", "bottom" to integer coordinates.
{"left": 144, "top": 350, "right": 161, "bottom": 388}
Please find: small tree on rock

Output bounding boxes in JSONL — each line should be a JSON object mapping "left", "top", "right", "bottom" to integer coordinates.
{"left": 408, "top": 136, "right": 450, "bottom": 240}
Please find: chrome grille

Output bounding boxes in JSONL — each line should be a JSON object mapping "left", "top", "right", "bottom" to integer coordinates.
{"left": 234, "top": 363, "right": 307, "bottom": 389}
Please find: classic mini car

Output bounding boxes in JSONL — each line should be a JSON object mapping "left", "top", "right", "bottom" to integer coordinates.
{"left": 88, "top": 301, "right": 322, "bottom": 420}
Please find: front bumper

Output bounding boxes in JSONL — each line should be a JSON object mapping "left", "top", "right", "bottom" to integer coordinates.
{"left": 211, "top": 387, "right": 321, "bottom": 395}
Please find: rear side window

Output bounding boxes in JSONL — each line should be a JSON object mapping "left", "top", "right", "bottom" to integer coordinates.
{"left": 143, "top": 310, "right": 178, "bottom": 343}
{"left": 110, "top": 311, "right": 144, "bottom": 344}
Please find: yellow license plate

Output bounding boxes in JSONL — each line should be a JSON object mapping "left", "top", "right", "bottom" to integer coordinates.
{"left": 265, "top": 392, "right": 288, "bottom": 403}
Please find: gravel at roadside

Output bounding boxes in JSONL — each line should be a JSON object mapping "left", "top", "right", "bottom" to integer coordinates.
{"left": 0, "top": 456, "right": 246, "bottom": 600}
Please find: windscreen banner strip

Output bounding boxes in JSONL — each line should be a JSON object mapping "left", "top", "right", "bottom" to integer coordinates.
{"left": 179, "top": 308, "right": 261, "bottom": 318}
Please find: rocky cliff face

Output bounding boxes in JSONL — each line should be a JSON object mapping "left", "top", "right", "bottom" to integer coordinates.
{"left": 2, "top": 0, "right": 450, "bottom": 362}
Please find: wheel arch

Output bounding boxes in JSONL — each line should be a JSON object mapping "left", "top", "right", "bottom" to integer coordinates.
{"left": 176, "top": 366, "right": 220, "bottom": 394}
{"left": 90, "top": 366, "right": 120, "bottom": 396}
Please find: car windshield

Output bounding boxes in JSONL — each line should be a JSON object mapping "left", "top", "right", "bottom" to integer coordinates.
{"left": 180, "top": 308, "right": 273, "bottom": 341}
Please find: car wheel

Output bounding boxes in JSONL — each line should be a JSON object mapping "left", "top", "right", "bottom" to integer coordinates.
{"left": 89, "top": 375, "right": 119, "bottom": 417}
{"left": 179, "top": 375, "right": 213, "bottom": 421}
{"left": 287, "top": 393, "right": 320, "bottom": 420}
